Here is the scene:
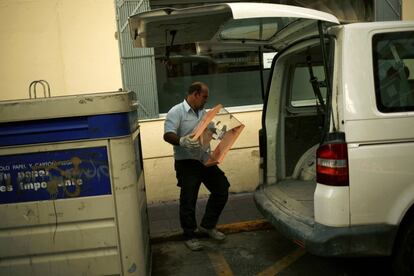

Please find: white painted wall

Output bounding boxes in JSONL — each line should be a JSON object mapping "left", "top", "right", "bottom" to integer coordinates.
{"left": 0, "top": 0, "right": 122, "bottom": 100}
{"left": 403, "top": 0, "right": 414, "bottom": 20}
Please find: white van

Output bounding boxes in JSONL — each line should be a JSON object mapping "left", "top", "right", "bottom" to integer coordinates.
{"left": 129, "top": 3, "right": 414, "bottom": 274}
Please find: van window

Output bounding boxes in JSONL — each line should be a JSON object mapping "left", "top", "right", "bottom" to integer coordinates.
{"left": 290, "top": 65, "right": 326, "bottom": 108}
{"left": 373, "top": 31, "right": 414, "bottom": 112}
{"left": 220, "top": 18, "right": 294, "bottom": 41}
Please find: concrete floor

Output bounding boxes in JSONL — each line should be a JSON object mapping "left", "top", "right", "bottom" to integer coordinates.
{"left": 151, "top": 229, "right": 394, "bottom": 276}
{"left": 148, "top": 192, "right": 264, "bottom": 238}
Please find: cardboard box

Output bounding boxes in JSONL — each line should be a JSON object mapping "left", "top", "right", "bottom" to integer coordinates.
{"left": 192, "top": 104, "right": 244, "bottom": 166}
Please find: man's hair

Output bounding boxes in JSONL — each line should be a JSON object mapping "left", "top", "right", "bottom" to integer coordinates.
{"left": 188, "top": 82, "right": 207, "bottom": 95}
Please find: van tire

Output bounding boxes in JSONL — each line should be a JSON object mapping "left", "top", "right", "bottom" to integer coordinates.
{"left": 393, "top": 219, "right": 414, "bottom": 275}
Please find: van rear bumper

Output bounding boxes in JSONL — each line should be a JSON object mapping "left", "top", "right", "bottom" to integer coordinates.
{"left": 254, "top": 185, "right": 398, "bottom": 257}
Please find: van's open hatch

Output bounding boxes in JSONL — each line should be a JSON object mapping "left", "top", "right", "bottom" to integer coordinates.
{"left": 129, "top": 3, "right": 339, "bottom": 51}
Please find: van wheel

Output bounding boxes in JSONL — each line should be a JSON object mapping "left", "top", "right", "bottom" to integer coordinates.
{"left": 393, "top": 219, "right": 414, "bottom": 275}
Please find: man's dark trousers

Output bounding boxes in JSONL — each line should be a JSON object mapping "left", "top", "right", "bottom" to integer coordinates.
{"left": 174, "top": 159, "right": 229, "bottom": 239}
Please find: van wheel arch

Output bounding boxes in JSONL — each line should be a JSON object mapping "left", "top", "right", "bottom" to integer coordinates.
{"left": 392, "top": 204, "right": 414, "bottom": 275}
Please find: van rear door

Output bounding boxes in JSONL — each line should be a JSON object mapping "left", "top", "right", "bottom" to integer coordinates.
{"left": 128, "top": 3, "right": 339, "bottom": 51}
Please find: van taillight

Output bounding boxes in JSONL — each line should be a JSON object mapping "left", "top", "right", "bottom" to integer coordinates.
{"left": 316, "top": 143, "right": 349, "bottom": 186}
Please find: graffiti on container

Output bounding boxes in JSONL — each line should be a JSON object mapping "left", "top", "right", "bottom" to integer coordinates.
{"left": 0, "top": 147, "right": 111, "bottom": 204}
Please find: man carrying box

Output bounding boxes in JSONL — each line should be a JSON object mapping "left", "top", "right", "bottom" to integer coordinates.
{"left": 163, "top": 81, "right": 230, "bottom": 251}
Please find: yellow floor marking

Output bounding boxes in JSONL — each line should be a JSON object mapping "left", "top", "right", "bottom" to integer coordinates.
{"left": 256, "top": 248, "right": 306, "bottom": 276}
{"left": 207, "top": 250, "right": 234, "bottom": 276}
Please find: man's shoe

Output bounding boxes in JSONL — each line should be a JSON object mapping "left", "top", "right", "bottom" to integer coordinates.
{"left": 198, "top": 226, "right": 226, "bottom": 241}
{"left": 184, "top": 239, "right": 203, "bottom": 251}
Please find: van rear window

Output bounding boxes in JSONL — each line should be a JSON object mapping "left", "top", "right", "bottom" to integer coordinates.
{"left": 290, "top": 65, "right": 326, "bottom": 108}
{"left": 373, "top": 31, "right": 414, "bottom": 113}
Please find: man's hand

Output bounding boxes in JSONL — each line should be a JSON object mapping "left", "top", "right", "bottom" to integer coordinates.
{"left": 179, "top": 134, "right": 200, "bottom": 149}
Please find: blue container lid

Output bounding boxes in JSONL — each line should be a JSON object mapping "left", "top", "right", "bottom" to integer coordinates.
{"left": 0, "top": 91, "right": 137, "bottom": 123}
{"left": 0, "top": 91, "right": 139, "bottom": 146}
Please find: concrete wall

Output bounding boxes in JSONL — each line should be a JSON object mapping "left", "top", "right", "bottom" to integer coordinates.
{"left": 403, "top": 0, "right": 414, "bottom": 20}
{"left": 0, "top": 0, "right": 122, "bottom": 100}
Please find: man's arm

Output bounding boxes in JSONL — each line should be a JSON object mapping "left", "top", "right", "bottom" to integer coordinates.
{"left": 164, "top": 132, "right": 200, "bottom": 149}
{"left": 164, "top": 107, "right": 180, "bottom": 146}
{"left": 164, "top": 132, "right": 180, "bottom": 146}
{"left": 164, "top": 108, "right": 200, "bottom": 149}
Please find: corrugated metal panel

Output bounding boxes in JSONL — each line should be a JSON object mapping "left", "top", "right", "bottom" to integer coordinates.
{"left": 116, "top": 0, "right": 159, "bottom": 119}
{"left": 375, "top": 0, "right": 402, "bottom": 21}
{"left": 123, "top": 60, "right": 158, "bottom": 118}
